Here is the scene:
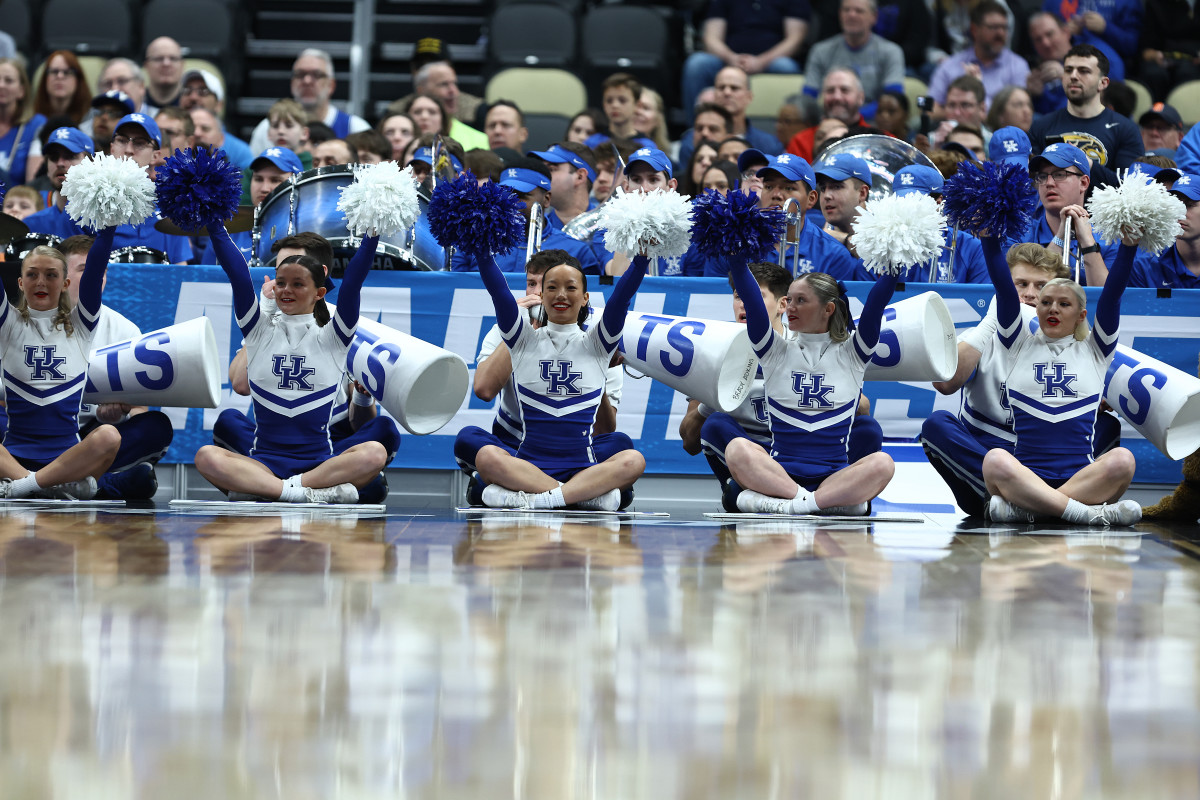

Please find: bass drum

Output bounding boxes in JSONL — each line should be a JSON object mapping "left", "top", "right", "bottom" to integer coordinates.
{"left": 253, "top": 165, "right": 447, "bottom": 272}
{"left": 814, "top": 134, "right": 939, "bottom": 202}
{"left": 111, "top": 246, "right": 169, "bottom": 264}
{"left": 2, "top": 234, "right": 62, "bottom": 304}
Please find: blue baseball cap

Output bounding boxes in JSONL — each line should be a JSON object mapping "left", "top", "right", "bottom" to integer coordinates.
{"left": 1130, "top": 162, "right": 1181, "bottom": 185}
{"left": 814, "top": 153, "right": 872, "bottom": 186}
{"left": 758, "top": 153, "right": 816, "bottom": 191}
{"left": 626, "top": 146, "right": 673, "bottom": 179}
{"left": 408, "top": 146, "right": 463, "bottom": 174}
{"left": 499, "top": 166, "right": 552, "bottom": 194}
{"left": 892, "top": 164, "right": 944, "bottom": 197}
{"left": 583, "top": 132, "right": 611, "bottom": 149}
{"left": 250, "top": 146, "right": 303, "bottom": 174}
{"left": 736, "top": 148, "right": 770, "bottom": 174}
{"left": 1030, "top": 143, "right": 1090, "bottom": 176}
{"left": 43, "top": 127, "right": 93, "bottom": 156}
{"left": 1170, "top": 173, "right": 1200, "bottom": 201}
{"left": 988, "top": 126, "right": 1031, "bottom": 166}
{"left": 91, "top": 90, "right": 135, "bottom": 114}
{"left": 528, "top": 144, "right": 596, "bottom": 182}
{"left": 115, "top": 113, "right": 161, "bottom": 148}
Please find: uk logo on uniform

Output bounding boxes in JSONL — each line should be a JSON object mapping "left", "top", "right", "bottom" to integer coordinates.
{"left": 791, "top": 371, "right": 834, "bottom": 408}
{"left": 24, "top": 345, "right": 65, "bottom": 381}
{"left": 272, "top": 355, "right": 315, "bottom": 391}
{"left": 540, "top": 360, "right": 582, "bottom": 395}
{"left": 1034, "top": 363, "right": 1077, "bottom": 398}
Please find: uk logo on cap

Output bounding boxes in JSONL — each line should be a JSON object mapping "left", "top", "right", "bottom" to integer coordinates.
{"left": 54, "top": 129, "right": 71, "bottom": 140}
{"left": 130, "top": 114, "right": 145, "bottom": 124}
{"left": 777, "top": 155, "right": 792, "bottom": 164}
{"left": 1179, "top": 176, "right": 1191, "bottom": 185}
{"left": 507, "top": 169, "right": 518, "bottom": 178}
{"left": 635, "top": 148, "right": 651, "bottom": 156}
{"left": 900, "top": 173, "right": 914, "bottom": 185}
{"left": 266, "top": 147, "right": 282, "bottom": 158}
{"left": 1004, "top": 140, "right": 1019, "bottom": 153}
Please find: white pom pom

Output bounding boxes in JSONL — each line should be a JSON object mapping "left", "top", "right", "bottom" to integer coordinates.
{"left": 337, "top": 161, "right": 422, "bottom": 237}
{"left": 600, "top": 188, "right": 693, "bottom": 260}
{"left": 61, "top": 153, "right": 156, "bottom": 230}
{"left": 851, "top": 193, "right": 946, "bottom": 276}
{"left": 1087, "top": 170, "right": 1185, "bottom": 255}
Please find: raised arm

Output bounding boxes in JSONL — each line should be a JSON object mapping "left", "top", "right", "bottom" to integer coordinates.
{"left": 330, "top": 235, "right": 379, "bottom": 346}
{"left": 207, "top": 221, "right": 258, "bottom": 332}
{"left": 729, "top": 255, "right": 773, "bottom": 356}
{"left": 477, "top": 248, "right": 523, "bottom": 346}
{"left": 981, "top": 236, "right": 1020, "bottom": 336}
{"left": 1092, "top": 241, "right": 1136, "bottom": 355}
{"left": 75, "top": 226, "right": 115, "bottom": 333}
{"left": 853, "top": 271, "right": 901, "bottom": 351}
{"left": 597, "top": 255, "right": 650, "bottom": 351}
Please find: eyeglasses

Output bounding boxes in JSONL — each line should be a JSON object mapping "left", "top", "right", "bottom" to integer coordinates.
{"left": 96, "top": 107, "right": 126, "bottom": 119}
{"left": 46, "top": 68, "right": 76, "bottom": 79}
{"left": 146, "top": 55, "right": 182, "bottom": 64}
{"left": 1032, "top": 169, "right": 1083, "bottom": 185}
{"left": 292, "top": 70, "right": 329, "bottom": 82}
{"left": 182, "top": 85, "right": 212, "bottom": 97}
{"left": 102, "top": 76, "right": 135, "bottom": 88}
{"left": 112, "top": 134, "right": 154, "bottom": 150}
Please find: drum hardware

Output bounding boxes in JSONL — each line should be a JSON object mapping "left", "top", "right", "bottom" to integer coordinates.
{"left": 0, "top": 212, "right": 29, "bottom": 246}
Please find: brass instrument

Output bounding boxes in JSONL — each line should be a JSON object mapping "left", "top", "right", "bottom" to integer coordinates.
{"left": 527, "top": 203, "right": 545, "bottom": 255}
{"left": 778, "top": 197, "right": 806, "bottom": 277}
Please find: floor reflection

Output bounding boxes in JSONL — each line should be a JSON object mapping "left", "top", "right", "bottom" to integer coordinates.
{"left": 0, "top": 508, "right": 1195, "bottom": 798}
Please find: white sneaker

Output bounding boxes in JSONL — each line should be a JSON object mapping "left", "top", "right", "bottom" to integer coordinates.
{"left": 820, "top": 502, "right": 869, "bottom": 516}
{"left": 986, "top": 496, "right": 1035, "bottom": 523}
{"left": 1087, "top": 499, "right": 1142, "bottom": 527}
{"left": 736, "top": 490, "right": 794, "bottom": 515}
{"left": 42, "top": 476, "right": 98, "bottom": 500}
{"left": 303, "top": 483, "right": 358, "bottom": 504}
{"left": 481, "top": 484, "right": 531, "bottom": 509}
{"left": 574, "top": 489, "right": 620, "bottom": 512}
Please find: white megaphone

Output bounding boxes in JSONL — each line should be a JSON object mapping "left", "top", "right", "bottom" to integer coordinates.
{"left": 619, "top": 311, "right": 758, "bottom": 412}
{"left": 1106, "top": 345, "right": 1200, "bottom": 459}
{"left": 347, "top": 318, "right": 469, "bottom": 435}
{"left": 864, "top": 291, "right": 957, "bottom": 382}
{"left": 83, "top": 316, "right": 221, "bottom": 407}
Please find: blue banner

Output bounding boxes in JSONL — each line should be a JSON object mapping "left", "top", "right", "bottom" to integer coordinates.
{"left": 102, "top": 267, "right": 1200, "bottom": 483}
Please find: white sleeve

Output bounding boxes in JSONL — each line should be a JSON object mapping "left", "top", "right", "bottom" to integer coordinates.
{"left": 477, "top": 324, "right": 503, "bottom": 363}
{"left": 959, "top": 299, "right": 998, "bottom": 352}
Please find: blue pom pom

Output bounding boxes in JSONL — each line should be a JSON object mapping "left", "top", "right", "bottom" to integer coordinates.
{"left": 427, "top": 172, "right": 526, "bottom": 256}
{"left": 690, "top": 189, "right": 785, "bottom": 262}
{"left": 941, "top": 160, "right": 1037, "bottom": 241}
{"left": 154, "top": 147, "right": 244, "bottom": 232}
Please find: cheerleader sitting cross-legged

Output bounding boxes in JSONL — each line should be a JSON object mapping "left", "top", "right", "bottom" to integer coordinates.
{"left": 193, "top": 223, "right": 388, "bottom": 504}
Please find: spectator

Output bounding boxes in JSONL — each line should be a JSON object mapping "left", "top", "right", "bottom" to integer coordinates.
{"left": 929, "top": 1, "right": 1029, "bottom": 108}
{"left": 402, "top": 62, "right": 486, "bottom": 150}
{"left": 815, "top": 154, "right": 873, "bottom": 244}
{"left": 787, "top": 69, "right": 872, "bottom": 163}
{"left": 346, "top": 130, "right": 390, "bottom": 164}
{"left": 1130, "top": 174, "right": 1200, "bottom": 288}
{"left": 306, "top": 122, "right": 335, "bottom": 147}
{"left": 529, "top": 142, "right": 597, "bottom": 227}
{"left": 377, "top": 110, "right": 415, "bottom": 162}
{"left": 313, "top": 138, "right": 356, "bottom": 167}
{"left": 24, "top": 127, "right": 91, "bottom": 231}
{"left": 0, "top": 58, "right": 45, "bottom": 185}
{"left": 406, "top": 134, "right": 465, "bottom": 185}
{"left": 986, "top": 85, "right": 1033, "bottom": 133}
{"left": 2, "top": 184, "right": 42, "bottom": 219}
{"left": 946, "top": 125, "right": 986, "bottom": 160}
{"left": 178, "top": 69, "right": 224, "bottom": 116}
{"left": 680, "top": 67, "right": 783, "bottom": 167}
{"left": 97, "top": 58, "right": 155, "bottom": 116}
{"left": 190, "top": 107, "right": 253, "bottom": 169}
{"left": 249, "top": 49, "right": 370, "bottom": 154}
{"left": 590, "top": 137, "right": 639, "bottom": 203}
{"left": 155, "top": 106, "right": 194, "bottom": 154}
{"left": 406, "top": 94, "right": 451, "bottom": 137}
{"left": 775, "top": 102, "right": 809, "bottom": 149}
{"left": 602, "top": 73, "right": 641, "bottom": 140}
{"left": 87, "top": 90, "right": 133, "bottom": 155}
{"left": 875, "top": 0, "right": 935, "bottom": 70}
{"left": 929, "top": 0, "right": 1016, "bottom": 69}
{"left": 1101, "top": 79, "right": 1136, "bottom": 117}
{"left": 1139, "top": 0, "right": 1200, "bottom": 101}
{"left": 143, "top": 37, "right": 184, "bottom": 108}
{"left": 265, "top": 99, "right": 312, "bottom": 167}
{"left": 33, "top": 51, "right": 91, "bottom": 126}
{"left": 462, "top": 148, "right": 503, "bottom": 184}
{"left": 1140, "top": 103, "right": 1184, "bottom": 158}
{"left": 485, "top": 101, "right": 528, "bottom": 152}
{"left": 1027, "top": 12, "right": 1124, "bottom": 116}
{"left": 109, "top": 114, "right": 192, "bottom": 262}
{"left": 1028, "top": 44, "right": 1142, "bottom": 189}
{"left": 717, "top": 135, "right": 751, "bottom": 164}
{"left": 386, "top": 38, "right": 484, "bottom": 127}
{"left": 565, "top": 109, "right": 606, "bottom": 145}
{"left": 922, "top": 75, "right": 989, "bottom": 152}
{"left": 804, "top": 0, "right": 905, "bottom": 109}
{"left": 634, "top": 87, "right": 670, "bottom": 153}
{"left": 1041, "top": 0, "right": 1141, "bottom": 62}
{"left": 681, "top": 0, "right": 809, "bottom": 117}
{"left": 700, "top": 160, "right": 741, "bottom": 195}
{"left": 680, "top": 139, "right": 720, "bottom": 196}
{"left": 872, "top": 89, "right": 910, "bottom": 140}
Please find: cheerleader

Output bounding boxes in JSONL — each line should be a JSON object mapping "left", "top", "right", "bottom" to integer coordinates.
{"left": 978, "top": 231, "right": 1141, "bottom": 525}
{"left": 193, "top": 224, "right": 387, "bottom": 504}
{"left": 726, "top": 262, "right": 900, "bottom": 515}
{"left": 473, "top": 249, "right": 647, "bottom": 511}
{"left": 0, "top": 232, "right": 121, "bottom": 499}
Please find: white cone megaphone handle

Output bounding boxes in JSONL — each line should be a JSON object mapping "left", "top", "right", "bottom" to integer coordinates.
{"left": 84, "top": 316, "right": 221, "bottom": 407}
{"left": 347, "top": 318, "right": 469, "bottom": 435}
{"left": 619, "top": 311, "right": 758, "bottom": 413}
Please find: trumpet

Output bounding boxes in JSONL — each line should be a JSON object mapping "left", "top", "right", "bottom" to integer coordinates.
{"left": 1063, "top": 214, "right": 1081, "bottom": 282}
{"left": 778, "top": 197, "right": 806, "bottom": 276}
{"left": 527, "top": 203, "right": 545, "bottom": 255}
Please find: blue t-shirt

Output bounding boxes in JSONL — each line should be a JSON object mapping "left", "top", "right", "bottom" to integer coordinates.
{"left": 703, "top": 221, "right": 868, "bottom": 281}
{"left": 450, "top": 227, "right": 602, "bottom": 274}
{"left": 1131, "top": 245, "right": 1200, "bottom": 289}
{"left": 0, "top": 113, "right": 45, "bottom": 185}
{"left": 1013, "top": 205, "right": 1118, "bottom": 287}
{"left": 707, "top": 0, "right": 812, "bottom": 55}
{"left": 896, "top": 230, "right": 988, "bottom": 284}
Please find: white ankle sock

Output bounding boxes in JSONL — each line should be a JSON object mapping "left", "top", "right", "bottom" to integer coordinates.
{"left": 1061, "top": 498, "right": 1090, "bottom": 524}
{"left": 790, "top": 486, "right": 819, "bottom": 515}
{"left": 532, "top": 486, "right": 565, "bottom": 509}
{"left": 278, "top": 475, "right": 306, "bottom": 503}
{"left": 10, "top": 471, "right": 40, "bottom": 498}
